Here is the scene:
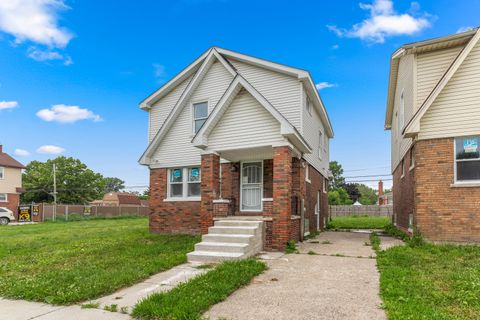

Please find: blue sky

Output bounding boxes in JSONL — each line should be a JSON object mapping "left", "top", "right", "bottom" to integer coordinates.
{"left": 0, "top": 0, "right": 478, "bottom": 190}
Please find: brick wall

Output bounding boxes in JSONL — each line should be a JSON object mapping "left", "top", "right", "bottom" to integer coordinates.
{"left": 393, "top": 146, "right": 415, "bottom": 232}
{"left": 272, "top": 146, "right": 292, "bottom": 250}
{"left": 201, "top": 153, "right": 220, "bottom": 233}
{"left": 149, "top": 168, "right": 201, "bottom": 234}
{"left": 3, "top": 193, "right": 19, "bottom": 213}
{"left": 415, "top": 138, "right": 480, "bottom": 242}
{"left": 305, "top": 164, "right": 329, "bottom": 232}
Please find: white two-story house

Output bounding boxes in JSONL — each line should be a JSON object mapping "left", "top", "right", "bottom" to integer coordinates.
{"left": 139, "top": 47, "right": 333, "bottom": 256}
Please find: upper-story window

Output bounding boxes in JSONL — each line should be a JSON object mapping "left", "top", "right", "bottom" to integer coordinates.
{"left": 193, "top": 102, "right": 208, "bottom": 134}
{"left": 306, "top": 96, "right": 312, "bottom": 116}
{"left": 399, "top": 89, "right": 405, "bottom": 130}
{"left": 0, "top": 167, "right": 3, "bottom": 179}
{"left": 455, "top": 136, "right": 480, "bottom": 182}
{"left": 318, "top": 130, "right": 323, "bottom": 160}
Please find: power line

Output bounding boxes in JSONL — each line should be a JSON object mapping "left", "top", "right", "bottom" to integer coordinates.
{"left": 344, "top": 178, "right": 393, "bottom": 183}
{"left": 344, "top": 174, "right": 391, "bottom": 178}
{"left": 343, "top": 165, "right": 390, "bottom": 172}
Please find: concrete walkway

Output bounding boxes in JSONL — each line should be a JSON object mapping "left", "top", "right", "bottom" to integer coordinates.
{"left": 205, "top": 231, "right": 394, "bottom": 320}
{"left": 0, "top": 263, "right": 207, "bottom": 320}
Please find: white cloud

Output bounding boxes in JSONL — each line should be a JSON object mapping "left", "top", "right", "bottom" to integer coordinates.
{"left": 0, "top": 0, "right": 73, "bottom": 48}
{"left": 316, "top": 82, "right": 337, "bottom": 90}
{"left": 153, "top": 63, "right": 167, "bottom": 82}
{"left": 0, "top": 100, "right": 18, "bottom": 110}
{"left": 327, "top": 0, "right": 430, "bottom": 43}
{"left": 457, "top": 26, "right": 474, "bottom": 34}
{"left": 28, "top": 47, "right": 73, "bottom": 65}
{"left": 37, "top": 145, "right": 65, "bottom": 154}
{"left": 36, "top": 104, "right": 102, "bottom": 123}
{"left": 14, "top": 149, "right": 30, "bottom": 157}
{"left": 332, "top": 44, "right": 339, "bottom": 50}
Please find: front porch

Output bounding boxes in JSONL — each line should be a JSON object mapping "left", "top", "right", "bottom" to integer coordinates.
{"left": 200, "top": 145, "right": 305, "bottom": 251}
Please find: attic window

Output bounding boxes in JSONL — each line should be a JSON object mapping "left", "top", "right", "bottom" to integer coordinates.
{"left": 193, "top": 102, "right": 208, "bottom": 134}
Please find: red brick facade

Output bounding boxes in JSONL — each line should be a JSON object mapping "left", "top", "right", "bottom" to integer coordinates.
{"left": 149, "top": 168, "right": 201, "bottom": 234}
{"left": 393, "top": 138, "right": 480, "bottom": 242}
{"left": 149, "top": 150, "right": 329, "bottom": 250}
{"left": 393, "top": 146, "right": 415, "bottom": 233}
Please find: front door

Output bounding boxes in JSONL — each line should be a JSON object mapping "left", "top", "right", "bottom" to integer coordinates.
{"left": 241, "top": 161, "right": 263, "bottom": 212}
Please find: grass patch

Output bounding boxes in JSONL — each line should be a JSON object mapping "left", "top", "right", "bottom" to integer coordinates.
{"left": 321, "top": 240, "right": 332, "bottom": 245}
{"left": 81, "top": 301, "right": 99, "bottom": 309}
{"left": 104, "top": 304, "right": 118, "bottom": 312}
{"left": 285, "top": 240, "right": 299, "bottom": 254}
{"left": 0, "top": 217, "right": 199, "bottom": 304}
{"left": 369, "top": 232, "right": 380, "bottom": 252}
{"left": 307, "top": 250, "right": 318, "bottom": 255}
{"left": 132, "top": 258, "right": 267, "bottom": 320}
{"left": 377, "top": 243, "right": 480, "bottom": 319}
{"left": 328, "top": 215, "right": 390, "bottom": 230}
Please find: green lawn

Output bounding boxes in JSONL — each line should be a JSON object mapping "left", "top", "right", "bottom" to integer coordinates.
{"left": 0, "top": 217, "right": 200, "bottom": 305}
{"left": 132, "top": 258, "right": 267, "bottom": 320}
{"left": 328, "top": 215, "right": 391, "bottom": 229}
{"left": 378, "top": 243, "right": 480, "bottom": 320}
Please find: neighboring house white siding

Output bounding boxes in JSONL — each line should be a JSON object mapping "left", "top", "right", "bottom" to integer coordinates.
{"left": 301, "top": 86, "right": 329, "bottom": 177}
{"left": 391, "top": 54, "right": 415, "bottom": 171}
{"left": 419, "top": 40, "right": 480, "bottom": 140}
{"left": 0, "top": 167, "right": 22, "bottom": 194}
{"left": 416, "top": 46, "right": 463, "bottom": 110}
{"left": 228, "top": 59, "right": 302, "bottom": 130}
{"left": 149, "top": 75, "right": 193, "bottom": 142}
{"left": 208, "top": 90, "right": 286, "bottom": 151}
{"left": 151, "top": 60, "right": 234, "bottom": 167}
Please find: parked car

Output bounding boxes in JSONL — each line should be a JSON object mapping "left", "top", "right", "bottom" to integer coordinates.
{"left": 0, "top": 207, "right": 16, "bottom": 225}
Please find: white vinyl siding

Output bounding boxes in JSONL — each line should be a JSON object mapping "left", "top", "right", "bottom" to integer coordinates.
{"left": 208, "top": 90, "right": 286, "bottom": 151}
{"left": 391, "top": 54, "right": 414, "bottom": 172}
{"left": 0, "top": 167, "right": 22, "bottom": 194}
{"left": 302, "top": 86, "right": 329, "bottom": 178}
{"left": 416, "top": 45, "right": 464, "bottom": 110}
{"left": 151, "top": 60, "right": 234, "bottom": 167}
{"left": 149, "top": 74, "right": 193, "bottom": 142}
{"left": 419, "top": 40, "right": 480, "bottom": 140}
{"left": 228, "top": 58, "right": 302, "bottom": 130}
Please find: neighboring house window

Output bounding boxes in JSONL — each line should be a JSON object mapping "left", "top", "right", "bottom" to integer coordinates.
{"left": 305, "top": 164, "right": 311, "bottom": 183}
{"left": 399, "top": 89, "right": 405, "bottom": 130}
{"left": 455, "top": 136, "right": 480, "bottom": 182}
{"left": 0, "top": 193, "right": 6, "bottom": 202}
{"left": 323, "top": 178, "right": 327, "bottom": 193}
{"left": 193, "top": 102, "right": 208, "bottom": 134}
{"left": 318, "top": 130, "right": 323, "bottom": 160}
{"left": 306, "top": 96, "right": 312, "bottom": 116}
{"left": 401, "top": 159, "right": 405, "bottom": 178}
{"left": 0, "top": 167, "right": 4, "bottom": 179}
{"left": 168, "top": 167, "right": 201, "bottom": 199}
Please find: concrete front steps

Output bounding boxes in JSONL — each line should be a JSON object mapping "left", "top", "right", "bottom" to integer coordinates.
{"left": 187, "top": 220, "right": 264, "bottom": 263}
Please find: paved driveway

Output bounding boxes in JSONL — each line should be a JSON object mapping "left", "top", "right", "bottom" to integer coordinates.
{"left": 205, "top": 231, "right": 387, "bottom": 320}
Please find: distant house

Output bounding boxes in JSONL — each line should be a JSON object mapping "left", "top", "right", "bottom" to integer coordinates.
{"left": 91, "top": 192, "right": 141, "bottom": 207}
{"left": 0, "top": 145, "right": 25, "bottom": 212}
{"left": 385, "top": 28, "right": 480, "bottom": 241}
{"left": 377, "top": 180, "right": 392, "bottom": 205}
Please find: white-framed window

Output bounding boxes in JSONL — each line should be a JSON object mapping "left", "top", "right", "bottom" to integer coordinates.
{"left": 0, "top": 167, "right": 4, "bottom": 179}
{"left": 305, "top": 164, "right": 311, "bottom": 183}
{"left": 323, "top": 178, "right": 327, "bottom": 193}
{"left": 401, "top": 159, "right": 405, "bottom": 178}
{"left": 193, "top": 101, "right": 208, "bottom": 134}
{"left": 454, "top": 136, "right": 480, "bottom": 183}
{"left": 318, "top": 130, "right": 323, "bottom": 160}
{"left": 167, "top": 167, "right": 201, "bottom": 200}
{"left": 409, "top": 148, "right": 415, "bottom": 170}
{"left": 306, "top": 96, "right": 312, "bottom": 116}
{"left": 0, "top": 193, "right": 7, "bottom": 202}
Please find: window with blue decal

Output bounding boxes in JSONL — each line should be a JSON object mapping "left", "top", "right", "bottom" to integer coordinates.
{"left": 168, "top": 167, "right": 201, "bottom": 198}
{"left": 455, "top": 136, "right": 480, "bottom": 182}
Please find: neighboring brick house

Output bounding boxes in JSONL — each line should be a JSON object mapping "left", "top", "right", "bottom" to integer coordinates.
{"left": 139, "top": 47, "right": 333, "bottom": 251}
{"left": 0, "top": 145, "right": 25, "bottom": 212}
{"left": 91, "top": 192, "right": 142, "bottom": 207}
{"left": 385, "top": 28, "right": 480, "bottom": 242}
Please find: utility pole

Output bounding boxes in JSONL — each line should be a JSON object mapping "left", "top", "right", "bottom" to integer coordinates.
{"left": 53, "top": 163, "right": 57, "bottom": 221}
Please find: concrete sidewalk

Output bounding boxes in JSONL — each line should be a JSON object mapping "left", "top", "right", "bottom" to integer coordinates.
{"left": 0, "top": 263, "right": 207, "bottom": 320}
{"left": 205, "top": 231, "right": 391, "bottom": 320}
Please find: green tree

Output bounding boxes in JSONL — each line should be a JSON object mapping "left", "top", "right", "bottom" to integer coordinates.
{"left": 328, "top": 187, "right": 353, "bottom": 205}
{"left": 22, "top": 157, "right": 106, "bottom": 204}
{"left": 104, "top": 177, "right": 125, "bottom": 192}
{"left": 329, "top": 161, "right": 345, "bottom": 190}
{"left": 357, "top": 184, "right": 378, "bottom": 205}
{"left": 139, "top": 188, "right": 150, "bottom": 200}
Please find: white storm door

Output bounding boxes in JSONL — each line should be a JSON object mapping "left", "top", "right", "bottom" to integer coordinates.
{"left": 241, "top": 162, "right": 263, "bottom": 212}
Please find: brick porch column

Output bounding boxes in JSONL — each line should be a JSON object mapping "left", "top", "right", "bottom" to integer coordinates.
{"left": 272, "top": 146, "right": 293, "bottom": 250}
{"left": 200, "top": 153, "right": 220, "bottom": 234}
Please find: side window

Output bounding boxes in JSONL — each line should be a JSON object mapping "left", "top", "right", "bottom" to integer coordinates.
{"left": 318, "top": 131, "right": 323, "bottom": 160}
{"left": 455, "top": 136, "right": 480, "bottom": 182}
{"left": 0, "top": 193, "right": 7, "bottom": 202}
{"left": 0, "top": 167, "right": 4, "bottom": 179}
{"left": 306, "top": 96, "right": 312, "bottom": 116}
{"left": 193, "top": 102, "right": 208, "bottom": 134}
{"left": 399, "top": 89, "right": 405, "bottom": 130}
